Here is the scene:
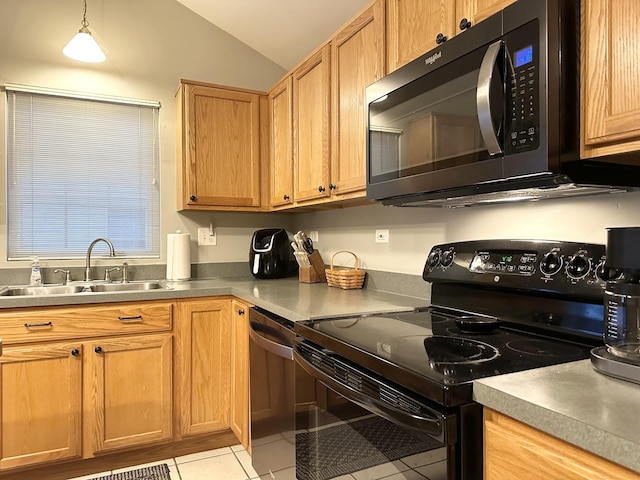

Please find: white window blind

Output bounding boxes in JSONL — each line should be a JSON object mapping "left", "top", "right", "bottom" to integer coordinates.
{"left": 6, "top": 86, "right": 161, "bottom": 260}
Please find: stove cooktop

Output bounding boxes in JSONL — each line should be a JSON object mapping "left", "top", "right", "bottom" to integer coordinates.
{"left": 295, "top": 308, "right": 594, "bottom": 406}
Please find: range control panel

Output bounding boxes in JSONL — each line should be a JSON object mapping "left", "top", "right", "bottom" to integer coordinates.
{"left": 424, "top": 240, "right": 613, "bottom": 299}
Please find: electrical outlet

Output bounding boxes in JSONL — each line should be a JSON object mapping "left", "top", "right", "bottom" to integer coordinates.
{"left": 310, "top": 231, "right": 319, "bottom": 242}
{"left": 197, "top": 227, "right": 216, "bottom": 246}
{"left": 375, "top": 229, "right": 389, "bottom": 243}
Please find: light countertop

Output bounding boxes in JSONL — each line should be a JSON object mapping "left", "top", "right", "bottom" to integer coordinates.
{"left": 0, "top": 276, "right": 428, "bottom": 321}
{"left": 473, "top": 359, "right": 640, "bottom": 474}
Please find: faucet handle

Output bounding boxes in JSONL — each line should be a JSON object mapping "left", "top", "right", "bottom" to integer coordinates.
{"left": 54, "top": 269, "right": 72, "bottom": 285}
{"left": 121, "top": 262, "right": 130, "bottom": 283}
{"left": 104, "top": 267, "right": 120, "bottom": 283}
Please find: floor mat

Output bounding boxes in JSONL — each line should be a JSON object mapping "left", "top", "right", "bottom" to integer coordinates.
{"left": 89, "top": 463, "right": 171, "bottom": 480}
{"left": 296, "top": 415, "right": 444, "bottom": 480}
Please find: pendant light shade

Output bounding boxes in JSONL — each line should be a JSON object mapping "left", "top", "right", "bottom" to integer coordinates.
{"left": 63, "top": 0, "right": 106, "bottom": 63}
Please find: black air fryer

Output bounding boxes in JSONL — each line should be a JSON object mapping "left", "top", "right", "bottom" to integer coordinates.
{"left": 249, "top": 229, "right": 298, "bottom": 279}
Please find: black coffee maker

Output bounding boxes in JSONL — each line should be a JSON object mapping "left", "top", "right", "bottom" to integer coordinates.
{"left": 249, "top": 228, "right": 298, "bottom": 279}
{"left": 591, "top": 227, "right": 640, "bottom": 384}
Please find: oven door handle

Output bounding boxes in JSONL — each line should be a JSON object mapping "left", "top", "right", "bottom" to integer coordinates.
{"left": 476, "top": 40, "right": 503, "bottom": 156}
{"left": 294, "top": 350, "right": 447, "bottom": 441}
{"left": 249, "top": 322, "right": 294, "bottom": 360}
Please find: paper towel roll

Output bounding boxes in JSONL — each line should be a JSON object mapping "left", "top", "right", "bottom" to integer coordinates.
{"left": 166, "top": 231, "right": 191, "bottom": 280}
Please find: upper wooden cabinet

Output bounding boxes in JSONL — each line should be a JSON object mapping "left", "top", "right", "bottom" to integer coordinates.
{"left": 582, "top": 0, "right": 640, "bottom": 157}
{"left": 176, "top": 81, "right": 264, "bottom": 210}
{"left": 331, "top": 0, "right": 386, "bottom": 197}
{"left": 293, "top": 45, "right": 332, "bottom": 203}
{"left": 268, "top": 76, "right": 294, "bottom": 207}
{"left": 386, "top": 0, "right": 515, "bottom": 72}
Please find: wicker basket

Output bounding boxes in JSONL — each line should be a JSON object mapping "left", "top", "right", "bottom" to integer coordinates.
{"left": 326, "top": 251, "right": 366, "bottom": 290}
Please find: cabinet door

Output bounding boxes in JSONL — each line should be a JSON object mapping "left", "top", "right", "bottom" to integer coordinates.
{"left": 387, "top": 0, "right": 456, "bottom": 72}
{"left": 183, "top": 84, "right": 261, "bottom": 208}
{"left": 175, "top": 298, "right": 232, "bottom": 437}
{"left": 484, "top": 408, "right": 640, "bottom": 480}
{"left": 456, "top": 0, "right": 516, "bottom": 26}
{"left": 582, "top": 0, "right": 640, "bottom": 157}
{"left": 230, "top": 300, "right": 251, "bottom": 451}
{"left": 331, "top": 0, "right": 385, "bottom": 197}
{"left": 0, "top": 343, "right": 82, "bottom": 470}
{"left": 89, "top": 334, "right": 172, "bottom": 452}
{"left": 293, "top": 45, "right": 331, "bottom": 203}
{"left": 269, "top": 76, "right": 294, "bottom": 207}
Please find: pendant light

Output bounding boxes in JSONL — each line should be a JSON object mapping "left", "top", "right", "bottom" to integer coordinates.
{"left": 62, "top": 0, "right": 106, "bottom": 63}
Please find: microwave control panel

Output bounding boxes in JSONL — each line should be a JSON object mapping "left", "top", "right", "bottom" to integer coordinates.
{"left": 505, "top": 20, "right": 540, "bottom": 155}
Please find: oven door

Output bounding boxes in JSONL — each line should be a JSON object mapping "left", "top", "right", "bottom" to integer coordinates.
{"left": 294, "top": 340, "right": 459, "bottom": 480}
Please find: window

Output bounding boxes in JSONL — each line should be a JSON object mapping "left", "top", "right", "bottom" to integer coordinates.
{"left": 5, "top": 85, "right": 161, "bottom": 260}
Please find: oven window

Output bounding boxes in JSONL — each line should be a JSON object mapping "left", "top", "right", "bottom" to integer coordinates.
{"left": 296, "top": 381, "right": 449, "bottom": 480}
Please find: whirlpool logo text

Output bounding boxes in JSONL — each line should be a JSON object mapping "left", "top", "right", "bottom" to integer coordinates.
{"left": 424, "top": 51, "right": 442, "bottom": 66}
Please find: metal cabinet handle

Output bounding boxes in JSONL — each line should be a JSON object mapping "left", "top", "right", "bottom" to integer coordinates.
{"left": 238, "top": 309, "right": 245, "bottom": 316}
{"left": 71, "top": 349, "right": 80, "bottom": 357}
{"left": 318, "top": 185, "right": 326, "bottom": 193}
{"left": 24, "top": 321, "right": 53, "bottom": 328}
{"left": 190, "top": 195, "right": 197, "bottom": 202}
{"left": 283, "top": 194, "right": 290, "bottom": 201}
{"left": 436, "top": 32, "right": 447, "bottom": 44}
{"left": 94, "top": 346, "right": 103, "bottom": 354}
{"left": 459, "top": 18, "right": 472, "bottom": 31}
{"left": 118, "top": 315, "right": 143, "bottom": 322}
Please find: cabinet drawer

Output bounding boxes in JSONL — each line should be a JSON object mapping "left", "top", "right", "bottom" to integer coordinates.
{"left": 0, "top": 302, "right": 173, "bottom": 345}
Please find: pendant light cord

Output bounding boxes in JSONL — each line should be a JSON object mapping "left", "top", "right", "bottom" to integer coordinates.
{"left": 81, "top": 0, "right": 89, "bottom": 28}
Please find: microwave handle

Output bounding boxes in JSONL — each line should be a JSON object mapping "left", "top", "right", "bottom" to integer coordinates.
{"left": 477, "top": 40, "right": 503, "bottom": 156}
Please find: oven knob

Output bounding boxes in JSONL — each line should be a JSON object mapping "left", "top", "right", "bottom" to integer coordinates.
{"left": 595, "top": 259, "right": 622, "bottom": 282}
{"left": 566, "top": 253, "right": 591, "bottom": 279}
{"left": 441, "top": 249, "right": 455, "bottom": 268}
{"left": 427, "top": 248, "right": 442, "bottom": 269}
{"left": 540, "top": 250, "right": 563, "bottom": 276}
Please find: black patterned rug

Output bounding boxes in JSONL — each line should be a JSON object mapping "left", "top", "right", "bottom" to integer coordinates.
{"left": 89, "top": 463, "right": 171, "bottom": 480}
{"left": 296, "top": 415, "right": 444, "bottom": 480}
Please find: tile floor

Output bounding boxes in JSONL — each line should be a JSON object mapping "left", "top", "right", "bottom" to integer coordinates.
{"left": 65, "top": 444, "right": 259, "bottom": 480}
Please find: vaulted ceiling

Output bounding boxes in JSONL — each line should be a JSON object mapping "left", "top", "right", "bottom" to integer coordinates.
{"left": 174, "top": 0, "right": 371, "bottom": 70}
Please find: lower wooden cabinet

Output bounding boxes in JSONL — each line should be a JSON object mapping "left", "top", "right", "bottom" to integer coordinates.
{"left": 0, "top": 342, "right": 83, "bottom": 470}
{"left": 88, "top": 333, "right": 173, "bottom": 453}
{"left": 484, "top": 408, "right": 640, "bottom": 480}
{"left": 0, "top": 296, "right": 252, "bottom": 473}
{"left": 230, "top": 299, "right": 251, "bottom": 451}
{"left": 174, "top": 297, "right": 233, "bottom": 438}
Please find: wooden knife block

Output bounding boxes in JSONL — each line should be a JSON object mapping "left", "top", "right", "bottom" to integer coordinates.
{"left": 299, "top": 250, "right": 326, "bottom": 283}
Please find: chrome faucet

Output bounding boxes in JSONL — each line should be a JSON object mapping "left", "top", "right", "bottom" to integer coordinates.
{"left": 85, "top": 238, "right": 116, "bottom": 281}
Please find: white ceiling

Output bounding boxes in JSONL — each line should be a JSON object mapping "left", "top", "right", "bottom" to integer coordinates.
{"left": 174, "top": 0, "right": 371, "bottom": 70}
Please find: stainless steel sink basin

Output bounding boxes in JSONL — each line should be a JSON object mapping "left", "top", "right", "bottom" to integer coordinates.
{"left": 89, "top": 281, "right": 164, "bottom": 292}
{"left": 1, "top": 285, "right": 85, "bottom": 296}
{"left": 0, "top": 281, "right": 166, "bottom": 296}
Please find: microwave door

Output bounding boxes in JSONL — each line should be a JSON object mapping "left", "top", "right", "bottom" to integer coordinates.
{"left": 476, "top": 40, "right": 505, "bottom": 156}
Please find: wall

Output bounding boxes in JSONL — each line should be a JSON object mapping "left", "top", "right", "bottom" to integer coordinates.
{"left": 295, "top": 191, "right": 640, "bottom": 275}
{"left": 0, "top": 0, "right": 289, "bottom": 271}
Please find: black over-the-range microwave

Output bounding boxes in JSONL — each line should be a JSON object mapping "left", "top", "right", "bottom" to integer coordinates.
{"left": 366, "top": 0, "right": 640, "bottom": 207}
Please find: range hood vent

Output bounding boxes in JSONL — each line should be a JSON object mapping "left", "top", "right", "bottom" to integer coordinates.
{"left": 380, "top": 159, "right": 640, "bottom": 208}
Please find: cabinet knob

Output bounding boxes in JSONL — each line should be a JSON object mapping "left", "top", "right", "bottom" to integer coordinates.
{"left": 238, "top": 309, "right": 245, "bottom": 316}
{"left": 94, "top": 346, "right": 103, "bottom": 354}
{"left": 190, "top": 195, "right": 197, "bottom": 202}
{"left": 283, "top": 194, "right": 290, "bottom": 201}
{"left": 71, "top": 349, "right": 80, "bottom": 357}
{"left": 329, "top": 183, "right": 336, "bottom": 191}
{"left": 318, "top": 185, "right": 326, "bottom": 193}
{"left": 459, "top": 18, "right": 472, "bottom": 31}
{"left": 436, "top": 33, "right": 447, "bottom": 44}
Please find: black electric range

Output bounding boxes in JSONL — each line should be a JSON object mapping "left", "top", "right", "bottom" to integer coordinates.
{"left": 294, "top": 239, "right": 606, "bottom": 407}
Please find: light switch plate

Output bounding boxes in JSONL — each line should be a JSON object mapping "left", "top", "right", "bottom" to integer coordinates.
{"left": 198, "top": 227, "right": 216, "bottom": 246}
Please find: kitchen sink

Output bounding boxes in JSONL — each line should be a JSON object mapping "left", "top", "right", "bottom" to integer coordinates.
{"left": 0, "top": 281, "right": 166, "bottom": 296}
{"left": 0, "top": 285, "right": 86, "bottom": 296}
{"left": 88, "top": 281, "right": 164, "bottom": 292}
